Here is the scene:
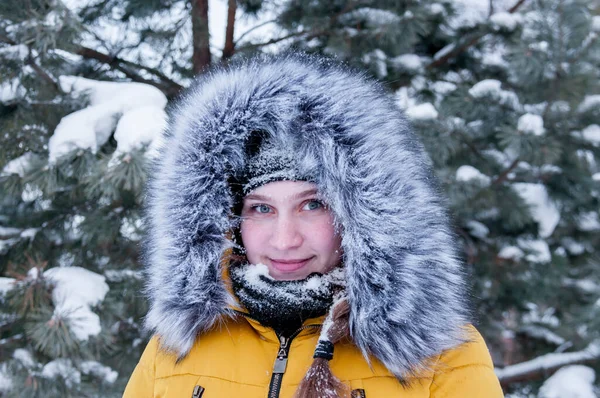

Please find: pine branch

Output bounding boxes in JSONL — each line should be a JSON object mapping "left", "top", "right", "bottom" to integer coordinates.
{"left": 540, "top": 2, "right": 597, "bottom": 119}
{"left": 462, "top": 138, "right": 485, "bottom": 161}
{"left": 76, "top": 45, "right": 177, "bottom": 85}
{"left": 495, "top": 340, "right": 600, "bottom": 387}
{"left": 235, "top": 1, "right": 364, "bottom": 52}
{"left": 26, "top": 51, "right": 60, "bottom": 92}
{"left": 75, "top": 46, "right": 183, "bottom": 98}
{"left": 427, "top": 34, "right": 482, "bottom": 70}
{"left": 492, "top": 157, "right": 520, "bottom": 186}
{"left": 235, "top": 29, "right": 327, "bottom": 52}
{"left": 57, "top": 1, "right": 186, "bottom": 92}
{"left": 567, "top": 32, "right": 599, "bottom": 65}
{"left": 467, "top": 157, "right": 520, "bottom": 203}
{"left": 2, "top": 33, "right": 181, "bottom": 97}
{"left": 233, "top": 19, "right": 277, "bottom": 46}
{"left": 0, "top": 34, "right": 61, "bottom": 92}
{"left": 0, "top": 316, "right": 19, "bottom": 334}
{"left": 0, "top": 334, "right": 23, "bottom": 346}
{"left": 508, "top": 0, "right": 528, "bottom": 13}
{"left": 427, "top": 0, "right": 529, "bottom": 70}
{"left": 0, "top": 33, "right": 16, "bottom": 45}
{"left": 0, "top": 227, "right": 21, "bottom": 239}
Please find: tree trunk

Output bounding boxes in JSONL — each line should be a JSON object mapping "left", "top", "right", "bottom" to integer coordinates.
{"left": 222, "top": 0, "right": 237, "bottom": 60}
{"left": 191, "top": 0, "right": 211, "bottom": 74}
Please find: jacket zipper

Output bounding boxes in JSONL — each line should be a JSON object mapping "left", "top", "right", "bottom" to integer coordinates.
{"left": 232, "top": 309, "right": 321, "bottom": 398}
{"left": 268, "top": 325, "right": 320, "bottom": 398}
{"left": 268, "top": 334, "right": 289, "bottom": 398}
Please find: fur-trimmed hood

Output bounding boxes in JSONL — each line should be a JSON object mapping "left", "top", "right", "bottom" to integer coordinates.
{"left": 143, "top": 53, "right": 471, "bottom": 379}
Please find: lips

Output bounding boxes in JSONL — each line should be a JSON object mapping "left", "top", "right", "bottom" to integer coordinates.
{"left": 269, "top": 257, "right": 313, "bottom": 273}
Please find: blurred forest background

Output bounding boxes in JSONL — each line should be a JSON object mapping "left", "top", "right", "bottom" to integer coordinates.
{"left": 1, "top": 0, "right": 600, "bottom": 396}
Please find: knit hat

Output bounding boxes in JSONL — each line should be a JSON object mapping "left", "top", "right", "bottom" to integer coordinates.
{"left": 239, "top": 132, "right": 315, "bottom": 195}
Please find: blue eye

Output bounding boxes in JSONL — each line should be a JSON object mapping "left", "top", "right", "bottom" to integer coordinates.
{"left": 303, "top": 200, "right": 324, "bottom": 211}
{"left": 252, "top": 204, "right": 271, "bottom": 214}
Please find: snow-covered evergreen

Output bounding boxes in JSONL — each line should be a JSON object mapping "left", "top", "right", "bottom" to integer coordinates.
{"left": 1, "top": 0, "right": 599, "bottom": 395}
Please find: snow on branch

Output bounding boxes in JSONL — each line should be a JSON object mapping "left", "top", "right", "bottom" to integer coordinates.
{"left": 44, "top": 267, "right": 109, "bottom": 341}
{"left": 495, "top": 341, "right": 600, "bottom": 387}
{"left": 428, "top": 0, "right": 527, "bottom": 70}
{"left": 48, "top": 76, "right": 168, "bottom": 163}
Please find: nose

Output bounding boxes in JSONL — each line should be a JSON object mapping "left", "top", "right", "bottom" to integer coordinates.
{"left": 269, "top": 215, "right": 303, "bottom": 251}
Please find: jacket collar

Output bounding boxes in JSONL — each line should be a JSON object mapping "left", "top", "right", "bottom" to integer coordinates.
{"left": 233, "top": 307, "right": 324, "bottom": 344}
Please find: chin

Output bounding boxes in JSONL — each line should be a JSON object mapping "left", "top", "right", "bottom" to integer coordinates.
{"left": 268, "top": 269, "right": 311, "bottom": 281}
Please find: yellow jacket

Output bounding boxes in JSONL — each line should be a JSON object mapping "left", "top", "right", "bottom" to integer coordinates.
{"left": 124, "top": 315, "right": 503, "bottom": 397}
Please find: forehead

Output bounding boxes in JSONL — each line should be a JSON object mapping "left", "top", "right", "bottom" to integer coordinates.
{"left": 244, "top": 180, "right": 318, "bottom": 201}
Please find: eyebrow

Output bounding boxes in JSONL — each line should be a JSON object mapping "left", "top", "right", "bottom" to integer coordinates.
{"left": 244, "top": 188, "right": 319, "bottom": 202}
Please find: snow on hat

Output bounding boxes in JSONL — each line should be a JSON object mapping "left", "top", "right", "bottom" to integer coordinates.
{"left": 241, "top": 135, "right": 314, "bottom": 195}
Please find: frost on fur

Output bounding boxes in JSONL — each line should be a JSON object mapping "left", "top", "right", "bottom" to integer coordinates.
{"left": 142, "top": 53, "right": 471, "bottom": 377}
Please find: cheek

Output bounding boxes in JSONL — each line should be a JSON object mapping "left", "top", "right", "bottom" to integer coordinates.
{"left": 240, "top": 220, "right": 266, "bottom": 262}
{"left": 308, "top": 217, "right": 341, "bottom": 257}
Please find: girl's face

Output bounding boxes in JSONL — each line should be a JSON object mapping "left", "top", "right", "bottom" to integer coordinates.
{"left": 240, "top": 180, "right": 342, "bottom": 280}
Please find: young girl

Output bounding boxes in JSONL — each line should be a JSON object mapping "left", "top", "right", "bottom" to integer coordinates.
{"left": 123, "top": 53, "right": 504, "bottom": 397}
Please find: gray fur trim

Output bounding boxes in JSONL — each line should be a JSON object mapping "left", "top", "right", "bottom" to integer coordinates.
{"left": 143, "top": 52, "right": 471, "bottom": 378}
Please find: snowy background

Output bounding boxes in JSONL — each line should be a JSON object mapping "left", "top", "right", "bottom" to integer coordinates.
{"left": 1, "top": 0, "right": 599, "bottom": 396}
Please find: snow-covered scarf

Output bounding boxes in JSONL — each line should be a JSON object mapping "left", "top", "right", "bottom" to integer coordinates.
{"left": 229, "top": 262, "right": 345, "bottom": 337}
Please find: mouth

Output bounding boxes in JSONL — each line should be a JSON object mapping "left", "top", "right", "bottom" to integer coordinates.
{"left": 269, "top": 257, "right": 314, "bottom": 273}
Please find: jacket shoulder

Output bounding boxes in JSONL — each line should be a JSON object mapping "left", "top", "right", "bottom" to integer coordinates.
{"left": 437, "top": 324, "right": 495, "bottom": 369}
{"left": 123, "top": 335, "right": 160, "bottom": 397}
{"left": 430, "top": 324, "right": 504, "bottom": 397}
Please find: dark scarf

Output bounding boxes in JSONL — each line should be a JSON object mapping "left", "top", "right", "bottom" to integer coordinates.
{"left": 229, "top": 262, "right": 345, "bottom": 337}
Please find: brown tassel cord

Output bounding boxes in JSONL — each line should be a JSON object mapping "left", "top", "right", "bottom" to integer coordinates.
{"left": 294, "top": 298, "right": 351, "bottom": 398}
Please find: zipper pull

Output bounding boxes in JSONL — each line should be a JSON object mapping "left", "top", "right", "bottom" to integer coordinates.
{"left": 192, "top": 385, "right": 205, "bottom": 398}
{"left": 273, "top": 336, "right": 289, "bottom": 374}
{"left": 278, "top": 336, "right": 289, "bottom": 352}
{"left": 351, "top": 389, "right": 366, "bottom": 398}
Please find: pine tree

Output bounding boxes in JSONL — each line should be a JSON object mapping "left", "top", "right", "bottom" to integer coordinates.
{"left": 0, "top": 4, "right": 151, "bottom": 395}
